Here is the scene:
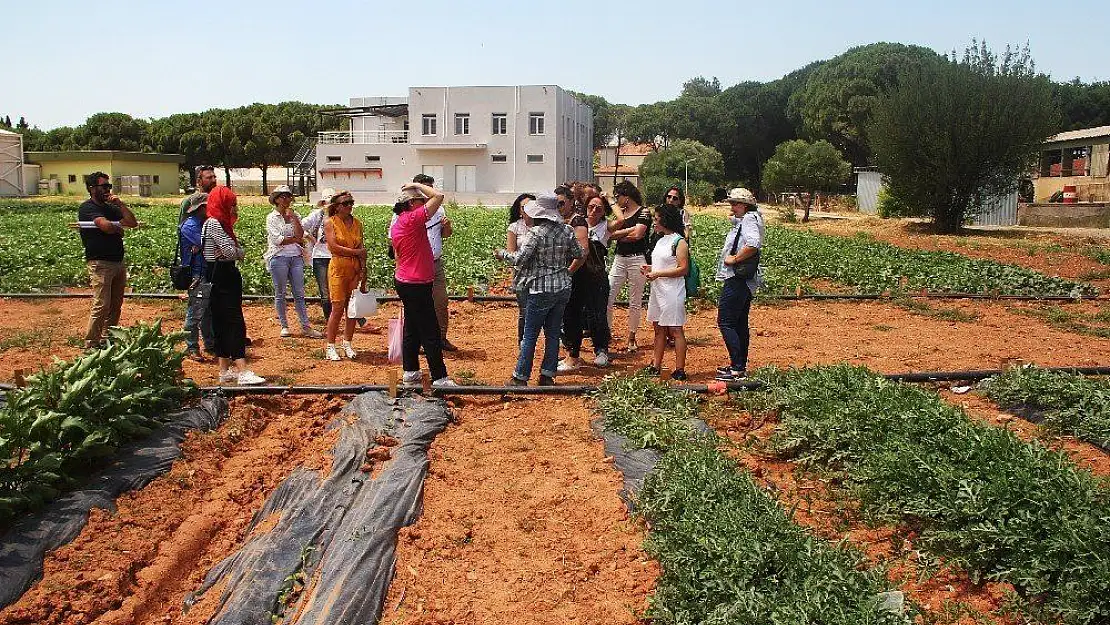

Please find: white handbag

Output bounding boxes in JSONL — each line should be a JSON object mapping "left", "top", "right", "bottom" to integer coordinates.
{"left": 347, "top": 288, "right": 381, "bottom": 319}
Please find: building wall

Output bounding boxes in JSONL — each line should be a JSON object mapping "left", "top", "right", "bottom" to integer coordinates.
{"left": 112, "top": 161, "right": 180, "bottom": 195}
{"left": 319, "top": 86, "right": 592, "bottom": 197}
{"left": 37, "top": 159, "right": 114, "bottom": 195}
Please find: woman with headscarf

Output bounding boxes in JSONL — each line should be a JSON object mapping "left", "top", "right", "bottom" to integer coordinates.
{"left": 203, "top": 186, "right": 265, "bottom": 385}
{"left": 322, "top": 191, "right": 365, "bottom": 361}
{"left": 391, "top": 182, "right": 456, "bottom": 387}
{"left": 506, "top": 192, "right": 536, "bottom": 342}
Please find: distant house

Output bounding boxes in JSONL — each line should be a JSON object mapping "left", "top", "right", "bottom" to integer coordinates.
{"left": 1034, "top": 125, "right": 1110, "bottom": 202}
{"left": 24, "top": 150, "right": 184, "bottom": 196}
{"left": 594, "top": 141, "right": 654, "bottom": 197}
{"left": 313, "top": 85, "right": 594, "bottom": 204}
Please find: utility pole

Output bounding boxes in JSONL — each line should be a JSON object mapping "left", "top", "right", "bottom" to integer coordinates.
{"left": 684, "top": 158, "right": 694, "bottom": 194}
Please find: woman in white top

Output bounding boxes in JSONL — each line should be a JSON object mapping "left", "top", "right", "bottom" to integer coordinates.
{"left": 506, "top": 193, "right": 536, "bottom": 343}
{"left": 643, "top": 203, "right": 690, "bottom": 381}
{"left": 264, "top": 186, "right": 321, "bottom": 338}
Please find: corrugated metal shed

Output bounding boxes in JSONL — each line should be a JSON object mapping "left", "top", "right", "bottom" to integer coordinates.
{"left": 855, "top": 169, "right": 882, "bottom": 214}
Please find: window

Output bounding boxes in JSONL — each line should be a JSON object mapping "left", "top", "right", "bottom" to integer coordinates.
{"left": 527, "top": 154, "right": 544, "bottom": 164}
{"left": 491, "top": 113, "right": 507, "bottom": 135}
{"left": 67, "top": 174, "right": 77, "bottom": 183}
{"left": 529, "top": 112, "right": 545, "bottom": 135}
{"left": 153, "top": 175, "right": 160, "bottom": 184}
{"left": 422, "top": 114, "right": 437, "bottom": 136}
{"left": 326, "top": 155, "right": 341, "bottom": 163}
{"left": 403, "top": 119, "right": 410, "bottom": 131}
{"left": 454, "top": 113, "right": 470, "bottom": 135}
{"left": 365, "top": 155, "right": 381, "bottom": 163}
{"left": 491, "top": 154, "right": 507, "bottom": 163}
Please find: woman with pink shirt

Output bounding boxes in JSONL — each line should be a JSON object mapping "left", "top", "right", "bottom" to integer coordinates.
{"left": 390, "top": 182, "right": 456, "bottom": 387}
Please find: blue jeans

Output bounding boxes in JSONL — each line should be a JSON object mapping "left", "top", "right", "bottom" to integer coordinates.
{"left": 515, "top": 289, "right": 529, "bottom": 343}
{"left": 184, "top": 279, "right": 214, "bottom": 352}
{"left": 717, "top": 276, "right": 754, "bottom": 371}
{"left": 312, "top": 257, "right": 332, "bottom": 320}
{"left": 514, "top": 288, "right": 571, "bottom": 381}
{"left": 268, "top": 255, "right": 311, "bottom": 330}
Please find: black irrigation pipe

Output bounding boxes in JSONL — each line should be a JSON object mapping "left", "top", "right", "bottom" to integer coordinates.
{"left": 0, "top": 292, "right": 1103, "bottom": 304}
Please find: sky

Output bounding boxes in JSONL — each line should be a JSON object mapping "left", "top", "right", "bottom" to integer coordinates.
{"left": 5, "top": 0, "right": 1108, "bottom": 130}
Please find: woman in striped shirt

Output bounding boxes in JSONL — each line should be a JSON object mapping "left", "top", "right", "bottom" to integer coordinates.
{"left": 202, "top": 186, "right": 266, "bottom": 386}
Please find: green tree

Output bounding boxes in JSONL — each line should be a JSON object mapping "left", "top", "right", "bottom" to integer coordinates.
{"left": 682, "top": 76, "right": 722, "bottom": 98}
{"left": 570, "top": 92, "right": 629, "bottom": 150}
{"left": 789, "top": 43, "right": 944, "bottom": 164}
{"left": 761, "top": 139, "right": 851, "bottom": 222}
{"left": 639, "top": 139, "right": 724, "bottom": 204}
{"left": 869, "top": 42, "right": 1057, "bottom": 233}
{"left": 80, "top": 112, "right": 150, "bottom": 151}
{"left": 1052, "top": 79, "right": 1110, "bottom": 131}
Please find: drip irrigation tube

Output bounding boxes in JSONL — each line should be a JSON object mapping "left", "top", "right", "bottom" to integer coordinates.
{"left": 0, "top": 291, "right": 1101, "bottom": 303}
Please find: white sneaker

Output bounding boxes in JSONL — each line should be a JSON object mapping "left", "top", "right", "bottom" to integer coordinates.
{"left": 432, "top": 377, "right": 458, "bottom": 387}
{"left": 402, "top": 370, "right": 422, "bottom": 384}
{"left": 280, "top": 327, "right": 291, "bottom": 338}
{"left": 341, "top": 341, "right": 357, "bottom": 359}
{"left": 302, "top": 328, "right": 324, "bottom": 339}
{"left": 325, "top": 344, "right": 341, "bottom": 361}
{"left": 218, "top": 370, "right": 238, "bottom": 384}
{"left": 237, "top": 370, "right": 267, "bottom": 386}
{"left": 557, "top": 358, "right": 580, "bottom": 373}
{"left": 593, "top": 351, "right": 610, "bottom": 368}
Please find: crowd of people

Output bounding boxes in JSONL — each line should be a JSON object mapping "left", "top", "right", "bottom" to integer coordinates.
{"left": 75, "top": 169, "right": 765, "bottom": 387}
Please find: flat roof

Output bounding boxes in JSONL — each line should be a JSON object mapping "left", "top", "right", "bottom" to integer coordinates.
{"left": 1044, "top": 125, "right": 1110, "bottom": 144}
{"left": 25, "top": 150, "right": 186, "bottom": 164}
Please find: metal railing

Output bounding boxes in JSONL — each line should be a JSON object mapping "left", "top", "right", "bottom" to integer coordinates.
{"left": 317, "top": 130, "right": 409, "bottom": 144}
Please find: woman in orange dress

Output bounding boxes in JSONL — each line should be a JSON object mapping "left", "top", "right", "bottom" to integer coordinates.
{"left": 323, "top": 191, "right": 366, "bottom": 361}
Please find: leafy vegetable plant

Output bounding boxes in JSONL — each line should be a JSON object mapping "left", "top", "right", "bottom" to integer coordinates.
{"left": 982, "top": 365, "right": 1110, "bottom": 449}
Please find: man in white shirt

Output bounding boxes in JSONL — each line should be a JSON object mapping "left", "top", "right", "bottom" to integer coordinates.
{"left": 389, "top": 174, "right": 456, "bottom": 350}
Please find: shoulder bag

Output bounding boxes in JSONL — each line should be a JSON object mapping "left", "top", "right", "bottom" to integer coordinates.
{"left": 729, "top": 223, "right": 760, "bottom": 281}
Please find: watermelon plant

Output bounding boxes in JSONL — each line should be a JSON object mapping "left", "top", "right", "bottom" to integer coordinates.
{"left": 0, "top": 321, "right": 196, "bottom": 525}
{"left": 982, "top": 365, "right": 1110, "bottom": 449}
{"left": 746, "top": 365, "right": 1110, "bottom": 624}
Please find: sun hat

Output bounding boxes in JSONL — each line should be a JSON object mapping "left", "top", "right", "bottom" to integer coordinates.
{"left": 317, "top": 187, "right": 336, "bottom": 207}
{"left": 396, "top": 187, "right": 427, "bottom": 204}
{"left": 726, "top": 187, "right": 758, "bottom": 206}
{"left": 185, "top": 192, "right": 208, "bottom": 214}
{"left": 524, "top": 193, "right": 563, "bottom": 222}
{"left": 268, "top": 184, "right": 294, "bottom": 205}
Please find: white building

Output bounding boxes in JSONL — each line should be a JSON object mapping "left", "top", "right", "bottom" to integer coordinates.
{"left": 314, "top": 85, "right": 593, "bottom": 204}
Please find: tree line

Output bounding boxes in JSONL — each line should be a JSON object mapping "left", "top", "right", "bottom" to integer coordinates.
{"left": 1, "top": 103, "right": 343, "bottom": 190}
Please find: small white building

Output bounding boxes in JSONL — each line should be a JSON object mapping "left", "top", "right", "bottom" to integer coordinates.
{"left": 315, "top": 85, "right": 593, "bottom": 204}
{"left": 0, "top": 129, "right": 24, "bottom": 197}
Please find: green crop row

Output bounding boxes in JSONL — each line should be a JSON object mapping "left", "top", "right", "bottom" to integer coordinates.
{"left": 746, "top": 365, "right": 1110, "bottom": 624}
{"left": 592, "top": 374, "right": 909, "bottom": 625}
{"left": 0, "top": 321, "right": 196, "bottom": 526}
{"left": 0, "top": 200, "right": 1093, "bottom": 300}
{"left": 0, "top": 200, "right": 509, "bottom": 296}
{"left": 982, "top": 366, "right": 1110, "bottom": 449}
{"left": 688, "top": 215, "right": 1096, "bottom": 299}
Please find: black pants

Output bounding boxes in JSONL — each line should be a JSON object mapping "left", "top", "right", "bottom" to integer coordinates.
{"left": 208, "top": 261, "right": 247, "bottom": 360}
{"left": 563, "top": 270, "right": 611, "bottom": 357}
{"left": 395, "top": 279, "right": 448, "bottom": 381}
{"left": 717, "top": 276, "right": 754, "bottom": 371}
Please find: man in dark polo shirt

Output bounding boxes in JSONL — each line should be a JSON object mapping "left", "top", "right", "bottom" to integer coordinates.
{"left": 78, "top": 172, "right": 137, "bottom": 348}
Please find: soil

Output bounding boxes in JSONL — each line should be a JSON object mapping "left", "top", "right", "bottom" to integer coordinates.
{"left": 2, "top": 219, "right": 1109, "bottom": 624}
{"left": 379, "top": 397, "right": 656, "bottom": 624}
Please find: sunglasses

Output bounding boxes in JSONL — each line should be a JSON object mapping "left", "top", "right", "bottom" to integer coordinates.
{"left": 94, "top": 183, "right": 113, "bottom": 190}
{"left": 666, "top": 194, "right": 680, "bottom": 200}
{"left": 339, "top": 199, "right": 355, "bottom": 206}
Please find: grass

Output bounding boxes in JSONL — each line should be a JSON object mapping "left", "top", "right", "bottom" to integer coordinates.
{"left": 1012, "top": 304, "right": 1110, "bottom": 338}
{"left": 0, "top": 328, "right": 55, "bottom": 353}
{"left": 891, "top": 297, "right": 979, "bottom": 323}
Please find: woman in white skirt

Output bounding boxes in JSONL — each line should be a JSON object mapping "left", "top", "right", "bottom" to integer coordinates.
{"left": 642, "top": 203, "right": 690, "bottom": 381}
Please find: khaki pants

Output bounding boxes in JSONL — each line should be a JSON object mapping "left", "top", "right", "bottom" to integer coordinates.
{"left": 432, "top": 256, "right": 449, "bottom": 340}
{"left": 85, "top": 260, "right": 127, "bottom": 346}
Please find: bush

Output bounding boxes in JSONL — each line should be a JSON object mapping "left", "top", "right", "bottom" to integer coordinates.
{"left": 876, "top": 187, "right": 916, "bottom": 218}
{"left": 641, "top": 176, "right": 681, "bottom": 206}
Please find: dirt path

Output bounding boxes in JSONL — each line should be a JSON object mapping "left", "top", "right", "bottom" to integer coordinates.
{"left": 380, "top": 397, "right": 655, "bottom": 624}
{"left": 2, "top": 296, "right": 1108, "bottom": 390}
